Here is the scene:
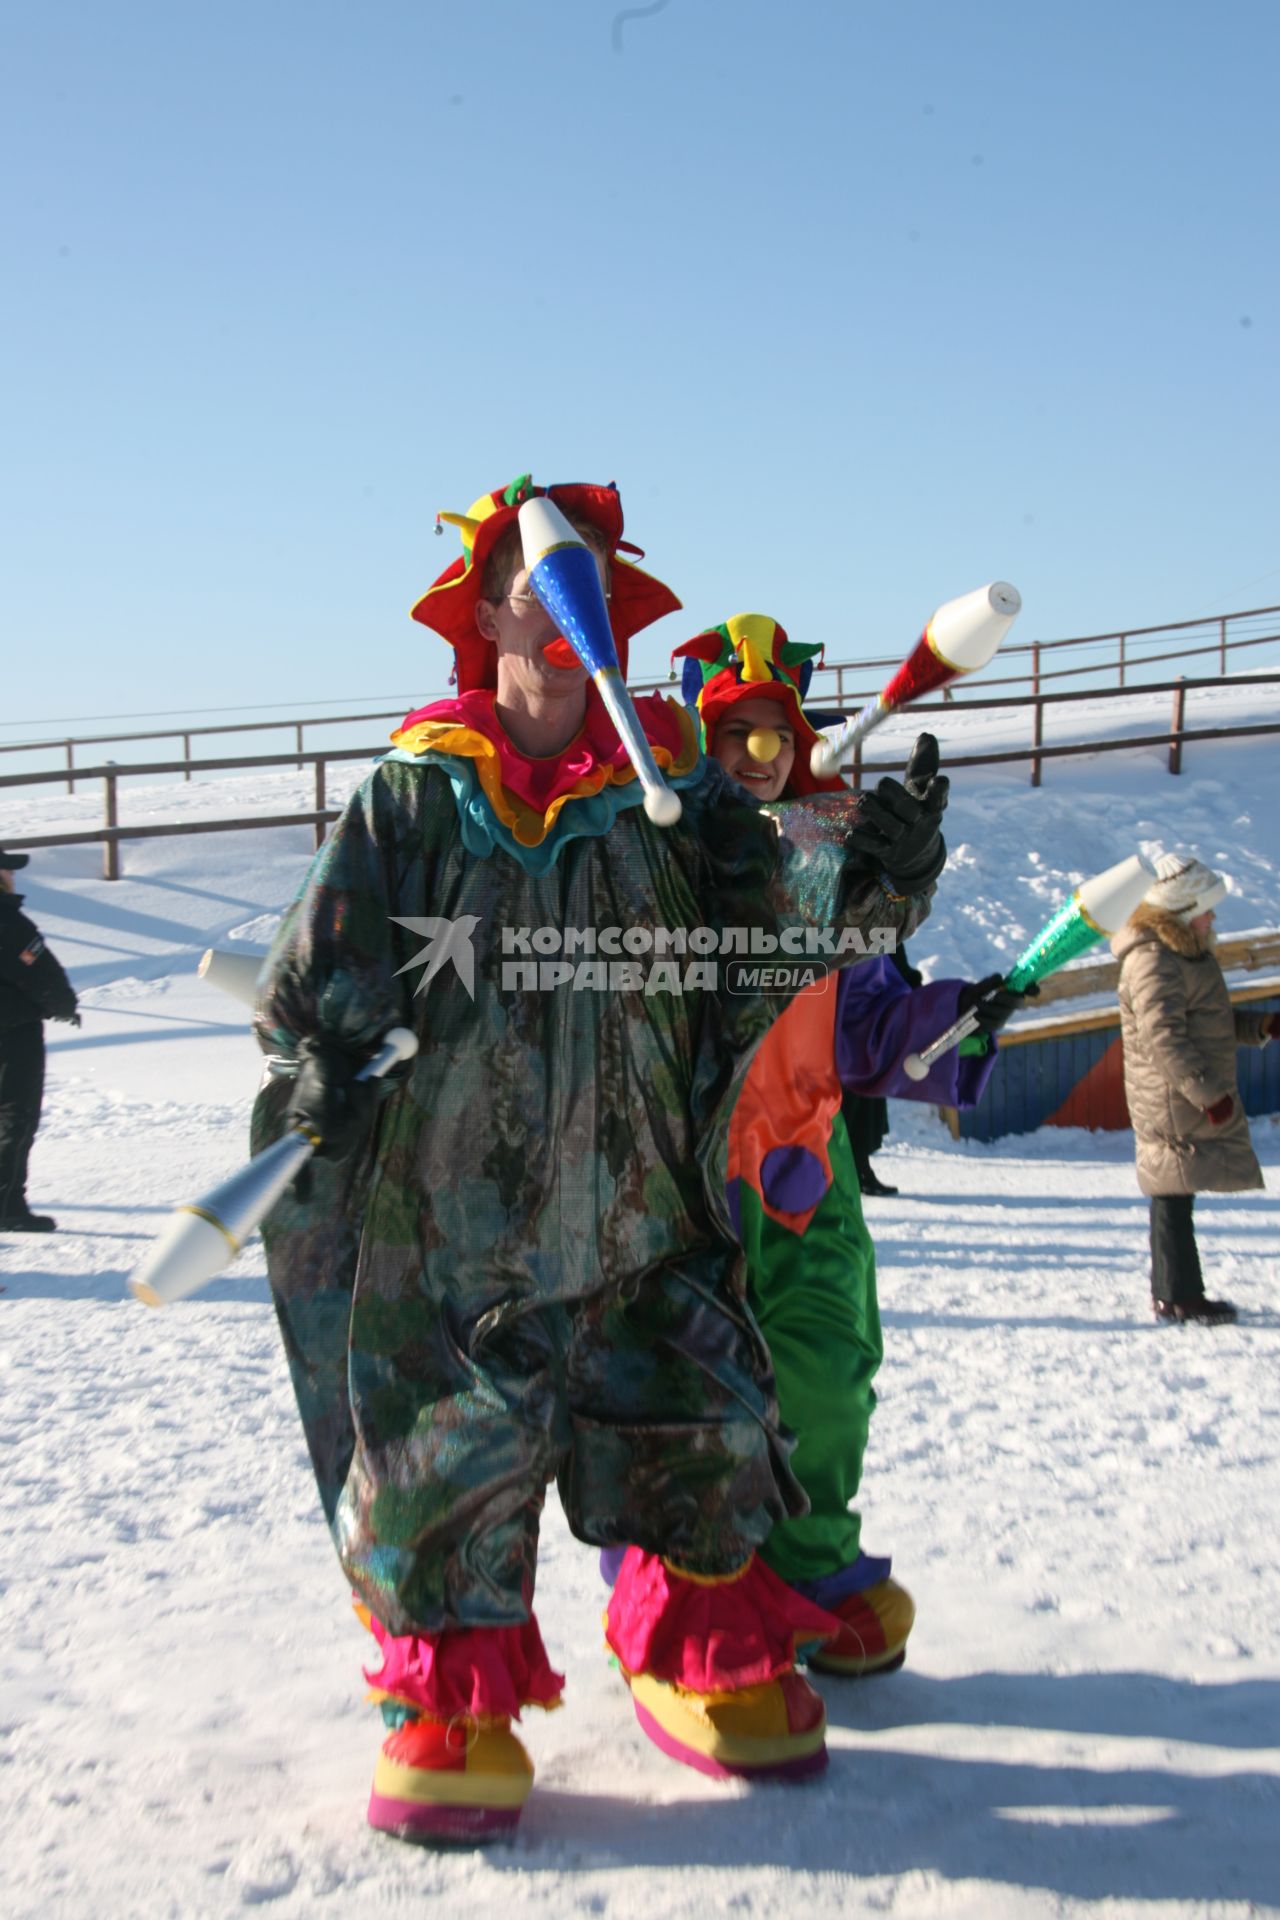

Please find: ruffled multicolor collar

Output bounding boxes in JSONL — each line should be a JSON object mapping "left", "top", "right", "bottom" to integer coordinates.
{"left": 390, "top": 687, "right": 699, "bottom": 848}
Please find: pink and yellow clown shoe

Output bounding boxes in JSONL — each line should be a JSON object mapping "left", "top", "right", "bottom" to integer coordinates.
{"left": 361, "top": 1609, "right": 562, "bottom": 1843}
{"left": 368, "top": 1713, "right": 535, "bottom": 1844}
{"left": 670, "top": 613, "right": 847, "bottom": 797}
{"left": 411, "top": 472, "right": 682, "bottom": 693}
{"left": 605, "top": 1550, "right": 837, "bottom": 1781}
{"left": 805, "top": 1577, "right": 917, "bottom": 1678}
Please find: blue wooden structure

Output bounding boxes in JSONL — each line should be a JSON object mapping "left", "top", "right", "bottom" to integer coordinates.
{"left": 949, "top": 988, "right": 1280, "bottom": 1142}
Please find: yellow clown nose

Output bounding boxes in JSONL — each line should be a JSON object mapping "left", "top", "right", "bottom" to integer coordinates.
{"left": 746, "top": 727, "right": 782, "bottom": 764}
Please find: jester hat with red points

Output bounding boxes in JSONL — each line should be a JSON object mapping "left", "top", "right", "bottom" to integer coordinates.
{"left": 672, "top": 613, "right": 847, "bottom": 795}
{"left": 411, "top": 473, "right": 682, "bottom": 693}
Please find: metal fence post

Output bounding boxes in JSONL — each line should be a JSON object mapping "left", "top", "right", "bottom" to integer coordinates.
{"left": 1169, "top": 677, "right": 1186, "bottom": 774}
{"left": 1031, "top": 642, "right": 1043, "bottom": 786}
{"left": 183, "top": 732, "right": 192, "bottom": 781}
{"left": 66, "top": 741, "right": 75, "bottom": 795}
{"left": 103, "top": 768, "right": 120, "bottom": 880}
{"left": 1220, "top": 617, "right": 1228, "bottom": 676}
{"left": 296, "top": 721, "right": 304, "bottom": 771}
{"left": 314, "top": 758, "right": 327, "bottom": 850}
{"left": 1118, "top": 632, "right": 1126, "bottom": 688}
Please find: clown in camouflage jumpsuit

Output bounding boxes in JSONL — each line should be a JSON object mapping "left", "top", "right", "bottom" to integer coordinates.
{"left": 251, "top": 478, "right": 940, "bottom": 1839}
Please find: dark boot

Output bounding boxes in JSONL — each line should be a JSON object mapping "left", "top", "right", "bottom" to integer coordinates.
{"left": 1154, "top": 1297, "right": 1237, "bottom": 1326}
{"left": 0, "top": 1023, "right": 46, "bottom": 1227}
{"left": 855, "top": 1158, "right": 898, "bottom": 1198}
{"left": 0, "top": 1208, "right": 56, "bottom": 1232}
{"left": 1149, "top": 1195, "right": 1209, "bottom": 1313}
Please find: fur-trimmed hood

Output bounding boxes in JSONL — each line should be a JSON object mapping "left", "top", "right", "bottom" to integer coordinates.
{"left": 1111, "top": 903, "right": 1215, "bottom": 963}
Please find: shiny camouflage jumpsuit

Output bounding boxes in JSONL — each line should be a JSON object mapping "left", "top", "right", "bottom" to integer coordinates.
{"left": 253, "top": 726, "right": 927, "bottom": 1640}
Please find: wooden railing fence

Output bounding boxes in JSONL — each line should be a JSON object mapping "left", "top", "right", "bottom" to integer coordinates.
{"left": 793, "top": 603, "right": 1280, "bottom": 707}
{"left": 4, "top": 603, "right": 1278, "bottom": 789}
{"left": 844, "top": 671, "right": 1280, "bottom": 788}
{"left": 2, "top": 641, "right": 1278, "bottom": 881}
{"left": 0, "top": 708, "right": 410, "bottom": 796}
{"left": 0, "top": 746, "right": 372, "bottom": 879}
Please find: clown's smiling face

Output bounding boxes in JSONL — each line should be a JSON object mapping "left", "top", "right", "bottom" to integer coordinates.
{"left": 710, "top": 696, "right": 797, "bottom": 802}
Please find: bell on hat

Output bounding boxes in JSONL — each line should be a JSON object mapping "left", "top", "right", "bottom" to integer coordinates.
{"left": 1143, "top": 852, "right": 1227, "bottom": 922}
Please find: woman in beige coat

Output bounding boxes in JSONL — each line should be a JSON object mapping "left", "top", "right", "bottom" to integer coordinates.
{"left": 1113, "top": 853, "right": 1278, "bottom": 1324}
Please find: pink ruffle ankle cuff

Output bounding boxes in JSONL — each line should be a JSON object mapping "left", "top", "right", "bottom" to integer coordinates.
{"left": 363, "top": 1612, "right": 564, "bottom": 1721}
{"left": 604, "top": 1548, "right": 839, "bottom": 1693}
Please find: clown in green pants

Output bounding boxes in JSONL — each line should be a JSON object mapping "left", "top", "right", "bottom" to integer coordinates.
{"left": 741, "top": 1112, "right": 881, "bottom": 1591}
{"left": 679, "top": 609, "right": 1017, "bottom": 1676}
{"left": 726, "top": 959, "right": 1001, "bottom": 1675}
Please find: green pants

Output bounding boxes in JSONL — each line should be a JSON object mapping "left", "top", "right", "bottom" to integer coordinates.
{"left": 740, "top": 1113, "right": 882, "bottom": 1586}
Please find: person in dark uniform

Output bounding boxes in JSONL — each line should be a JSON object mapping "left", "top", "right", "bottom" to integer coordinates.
{"left": 0, "top": 849, "right": 79, "bottom": 1231}
{"left": 841, "top": 943, "right": 925, "bottom": 1196}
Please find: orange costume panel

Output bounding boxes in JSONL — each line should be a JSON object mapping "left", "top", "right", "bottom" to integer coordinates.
{"left": 728, "top": 977, "right": 842, "bottom": 1235}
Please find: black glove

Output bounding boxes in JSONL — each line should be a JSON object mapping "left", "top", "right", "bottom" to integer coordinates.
{"left": 902, "top": 732, "right": 943, "bottom": 803}
{"left": 846, "top": 733, "right": 949, "bottom": 892}
{"left": 956, "top": 973, "right": 1041, "bottom": 1034}
{"left": 286, "top": 1037, "right": 379, "bottom": 1159}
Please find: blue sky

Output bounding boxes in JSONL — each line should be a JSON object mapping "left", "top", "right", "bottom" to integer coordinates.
{"left": 3, "top": 0, "right": 1277, "bottom": 733}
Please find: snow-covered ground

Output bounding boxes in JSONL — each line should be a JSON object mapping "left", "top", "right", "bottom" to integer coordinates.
{"left": 3, "top": 713, "right": 1279, "bottom": 1918}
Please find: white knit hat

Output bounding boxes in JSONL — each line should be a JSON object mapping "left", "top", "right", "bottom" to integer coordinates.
{"left": 1143, "top": 852, "right": 1227, "bottom": 921}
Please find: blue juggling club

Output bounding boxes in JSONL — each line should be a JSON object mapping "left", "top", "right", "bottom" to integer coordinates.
{"left": 518, "top": 497, "right": 682, "bottom": 826}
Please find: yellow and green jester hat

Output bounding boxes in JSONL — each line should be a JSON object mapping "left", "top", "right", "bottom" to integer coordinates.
{"left": 672, "top": 613, "right": 847, "bottom": 795}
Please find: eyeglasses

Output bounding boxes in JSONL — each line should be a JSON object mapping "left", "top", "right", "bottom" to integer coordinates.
{"left": 506, "top": 584, "right": 612, "bottom": 610}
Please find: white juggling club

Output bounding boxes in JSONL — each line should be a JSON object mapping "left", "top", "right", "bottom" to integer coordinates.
{"left": 128, "top": 1026, "right": 419, "bottom": 1307}
{"left": 197, "top": 947, "right": 265, "bottom": 1009}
